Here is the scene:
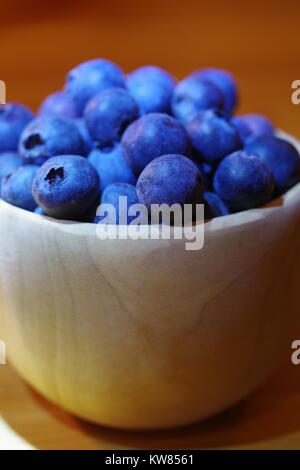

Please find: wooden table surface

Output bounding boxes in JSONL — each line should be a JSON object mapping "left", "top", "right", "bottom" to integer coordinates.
{"left": 1, "top": 354, "right": 300, "bottom": 450}
{"left": 1, "top": 0, "right": 300, "bottom": 450}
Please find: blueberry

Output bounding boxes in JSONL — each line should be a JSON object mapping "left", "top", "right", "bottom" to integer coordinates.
{"left": 32, "top": 155, "right": 100, "bottom": 220}
{"left": 0, "top": 103, "right": 34, "bottom": 152}
{"left": 34, "top": 206, "right": 46, "bottom": 215}
{"left": 74, "top": 118, "right": 94, "bottom": 154}
{"left": 121, "top": 113, "right": 189, "bottom": 175}
{"left": 171, "top": 76, "right": 224, "bottom": 123}
{"left": 88, "top": 145, "right": 136, "bottom": 189}
{"left": 1, "top": 165, "right": 39, "bottom": 211}
{"left": 95, "top": 183, "right": 141, "bottom": 225}
{"left": 245, "top": 135, "right": 300, "bottom": 193}
{"left": 230, "top": 116, "right": 252, "bottom": 143}
{"left": 136, "top": 154, "right": 203, "bottom": 209}
{"left": 19, "top": 116, "right": 86, "bottom": 165}
{"left": 65, "top": 59, "right": 126, "bottom": 113}
{"left": 84, "top": 88, "right": 139, "bottom": 147}
{"left": 0, "top": 152, "right": 23, "bottom": 187}
{"left": 39, "top": 91, "right": 80, "bottom": 119}
{"left": 203, "top": 191, "right": 229, "bottom": 219}
{"left": 187, "top": 110, "right": 242, "bottom": 163}
{"left": 194, "top": 68, "right": 238, "bottom": 113}
{"left": 213, "top": 151, "right": 274, "bottom": 211}
{"left": 127, "top": 65, "right": 175, "bottom": 115}
{"left": 240, "top": 113, "right": 274, "bottom": 137}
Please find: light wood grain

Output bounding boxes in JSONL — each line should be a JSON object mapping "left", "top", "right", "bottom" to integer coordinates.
{"left": 2, "top": 358, "right": 300, "bottom": 450}
{"left": 1, "top": 135, "right": 300, "bottom": 429}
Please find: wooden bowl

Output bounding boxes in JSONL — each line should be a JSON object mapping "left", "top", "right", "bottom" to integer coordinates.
{"left": 1, "top": 133, "right": 300, "bottom": 430}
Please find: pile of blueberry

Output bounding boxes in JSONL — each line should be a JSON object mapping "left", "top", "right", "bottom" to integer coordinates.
{"left": 1, "top": 59, "right": 300, "bottom": 224}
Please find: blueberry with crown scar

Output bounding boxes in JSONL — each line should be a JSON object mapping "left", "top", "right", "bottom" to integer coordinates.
{"left": 84, "top": 88, "right": 139, "bottom": 147}
{"left": 121, "top": 113, "right": 189, "bottom": 175}
{"left": 95, "top": 182, "right": 141, "bottom": 225}
{"left": 245, "top": 135, "right": 300, "bottom": 193}
{"left": 136, "top": 154, "right": 203, "bottom": 211}
{"left": 127, "top": 65, "right": 175, "bottom": 115}
{"left": 0, "top": 103, "right": 34, "bottom": 152}
{"left": 32, "top": 155, "right": 100, "bottom": 220}
{"left": 241, "top": 113, "right": 274, "bottom": 137}
{"left": 194, "top": 68, "right": 238, "bottom": 113}
{"left": 1, "top": 164, "right": 39, "bottom": 211}
{"left": 88, "top": 145, "right": 136, "bottom": 189}
{"left": 213, "top": 151, "right": 274, "bottom": 211}
{"left": 203, "top": 191, "right": 229, "bottom": 219}
{"left": 0, "top": 152, "right": 23, "bottom": 187}
{"left": 19, "top": 116, "right": 86, "bottom": 165}
{"left": 171, "top": 75, "right": 224, "bottom": 123}
{"left": 65, "top": 59, "right": 126, "bottom": 113}
{"left": 187, "top": 110, "right": 242, "bottom": 164}
{"left": 39, "top": 91, "right": 80, "bottom": 119}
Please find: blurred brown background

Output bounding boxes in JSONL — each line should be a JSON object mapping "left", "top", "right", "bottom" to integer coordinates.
{"left": 1, "top": 0, "right": 299, "bottom": 136}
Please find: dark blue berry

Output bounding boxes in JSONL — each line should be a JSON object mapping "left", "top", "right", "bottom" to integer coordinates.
{"left": 213, "top": 151, "right": 274, "bottom": 211}
{"left": 136, "top": 154, "right": 203, "bottom": 209}
{"left": 171, "top": 76, "right": 224, "bottom": 123}
{"left": 65, "top": 59, "right": 126, "bottom": 113}
{"left": 230, "top": 116, "right": 252, "bottom": 143}
{"left": 196, "top": 162, "right": 215, "bottom": 191}
{"left": 127, "top": 65, "right": 175, "bottom": 115}
{"left": 121, "top": 113, "right": 189, "bottom": 175}
{"left": 74, "top": 118, "right": 94, "bottom": 155}
{"left": 95, "top": 182, "right": 141, "bottom": 225}
{"left": 0, "top": 103, "right": 34, "bottom": 152}
{"left": 0, "top": 152, "right": 23, "bottom": 188}
{"left": 32, "top": 155, "right": 100, "bottom": 220}
{"left": 241, "top": 113, "right": 274, "bottom": 137}
{"left": 1, "top": 164, "right": 39, "bottom": 211}
{"left": 203, "top": 191, "right": 229, "bottom": 219}
{"left": 39, "top": 91, "right": 80, "bottom": 119}
{"left": 187, "top": 110, "right": 242, "bottom": 163}
{"left": 194, "top": 68, "right": 238, "bottom": 113}
{"left": 19, "top": 116, "right": 86, "bottom": 165}
{"left": 88, "top": 145, "right": 136, "bottom": 189}
{"left": 245, "top": 135, "right": 300, "bottom": 193}
{"left": 34, "top": 206, "right": 46, "bottom": 215}
{"left": 84, "top": 88, "right": 139, "bottom": 147}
